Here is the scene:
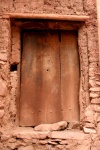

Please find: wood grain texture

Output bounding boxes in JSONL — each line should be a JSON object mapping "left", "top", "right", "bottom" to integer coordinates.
{"left": 60, "top": 31, "right": 80, "bottom": 121}
{"left": 20, "top": 30, "right": 80, "bottom": 126}
{"left": 15, "top": 21, "right": 83, "bottom": 30}
{"left": 20, "top": 31, "right": 62, "bottom": 126}
{"left": 6, "top": 13, "right": 89, "bottom": 21}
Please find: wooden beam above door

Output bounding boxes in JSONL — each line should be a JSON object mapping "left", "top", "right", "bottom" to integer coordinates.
{"left": 12, "top": 20, "right": 84, "bottom": 30}
{"left": 5, "top": 13, "right": 89, "bottom": 21}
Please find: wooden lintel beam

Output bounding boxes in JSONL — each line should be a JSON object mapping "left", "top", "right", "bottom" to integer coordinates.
{"left": 5, "top": 13, "right": 89, "bottom": 21}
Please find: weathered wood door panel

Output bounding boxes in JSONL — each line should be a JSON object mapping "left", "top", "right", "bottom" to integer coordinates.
{"left": 60, "top": 31, "right": 80, "bottom": 122}
{"left": 20, "top": 30, "right": 80, "bottom": 126}
{"left": 20, "top": 31, "right": 62, "bottom": 126}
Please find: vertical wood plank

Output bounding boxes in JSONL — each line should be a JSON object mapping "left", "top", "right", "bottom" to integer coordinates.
{"left": 60, "top": 31, "right": 80, "bottom": 122}
{"left": 20, "top": 31, "right": 62, "bottom": 126}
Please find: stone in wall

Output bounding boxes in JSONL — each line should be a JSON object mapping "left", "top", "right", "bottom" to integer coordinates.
{"left": 11, "top": 25, "right": 20, "bottom": 64}
{"left": 0, "top": 78, "right": 7, "bottom": 97}
{"left": 34, "top": 121, "right": 67, "bottom": 131}
{"left": 0, "top": 128, "right": 91, "bottom": 150}
{"left": 9, "top": 71, "right": 17, "bottom": 122}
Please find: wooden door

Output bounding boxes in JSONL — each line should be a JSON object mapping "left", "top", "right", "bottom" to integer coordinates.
{"left": 20, "top": 30, "right": 80, "bottom": 126}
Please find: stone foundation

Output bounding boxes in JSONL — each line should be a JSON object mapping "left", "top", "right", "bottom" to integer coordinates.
{"left": 0, "top": 128, "right": 91, "bottom": 150}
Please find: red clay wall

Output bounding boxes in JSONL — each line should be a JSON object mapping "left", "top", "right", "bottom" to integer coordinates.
{"left": 0, "top": 0, "right": 100, "bottom": 150}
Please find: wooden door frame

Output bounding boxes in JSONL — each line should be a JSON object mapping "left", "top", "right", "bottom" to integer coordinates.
{"left": 10, "top": 18, "right": 89, "bottom": 127}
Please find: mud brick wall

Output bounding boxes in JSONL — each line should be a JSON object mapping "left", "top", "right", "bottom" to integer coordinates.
{"left": 0, "top": 0, "right": 100, "bottom": 150}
